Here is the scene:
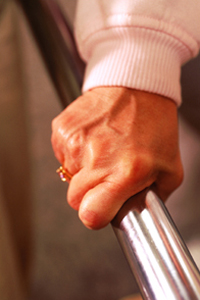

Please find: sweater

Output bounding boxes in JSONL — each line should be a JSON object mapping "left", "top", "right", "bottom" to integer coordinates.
{"left": 74, "top": 0, "right": 200, "bottom": 105}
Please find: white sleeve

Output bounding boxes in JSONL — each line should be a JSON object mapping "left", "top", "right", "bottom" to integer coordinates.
{"left": 74, "top": 0, "right": 200, "bottom": 105}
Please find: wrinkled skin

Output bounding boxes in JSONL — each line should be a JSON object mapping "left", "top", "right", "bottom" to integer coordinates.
{"left": 51, "top": 87, "right": 183, "bottom": 229}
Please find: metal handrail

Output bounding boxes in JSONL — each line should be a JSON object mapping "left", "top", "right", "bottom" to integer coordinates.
{"left": 16, "top": 1, "right": 200, "bottom": 299}
{"left": 112, "top": 189, "right": 200, "bottom": 299}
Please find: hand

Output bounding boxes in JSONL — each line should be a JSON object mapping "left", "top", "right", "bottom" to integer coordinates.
{"left": 51, "top": 87, "right": 183, "bottom": 229}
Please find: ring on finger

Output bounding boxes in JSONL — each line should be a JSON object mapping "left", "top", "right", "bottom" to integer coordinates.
{"left": 56, "top": 166, "right": 72, "bottom": 182}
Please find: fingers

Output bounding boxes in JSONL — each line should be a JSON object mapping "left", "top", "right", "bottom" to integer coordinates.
{"left": 66, "top": 168, "right": 103, "bottom": 210}
{"left": 67, "top": 162, "right": 156, "bottom": 229}
{"left": 67, "top": 166, "right": 126, "bottom": 229}
{"left": 78, "top": 182, "right": 125, "bottom": 229}
{"left": 51, "top": 115, "right": 85, "bottom": 175}
{"left": 68, "top": 172, "right": 130, "bottom": 229}
{"left": 66, "top": 154, "right": 183, "bottom": 230}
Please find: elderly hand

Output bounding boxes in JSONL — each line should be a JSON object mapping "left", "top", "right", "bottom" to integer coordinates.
{"left": 51, "top": 87, "right": 183, "bottom": 229}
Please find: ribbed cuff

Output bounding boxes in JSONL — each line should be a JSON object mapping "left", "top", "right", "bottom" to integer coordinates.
{"left": 82, "top": 27, "right": 191, "bottom": 105}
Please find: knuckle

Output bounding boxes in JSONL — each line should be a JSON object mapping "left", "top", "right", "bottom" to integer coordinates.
{"left": 51, "top": 116, "right": 61, "bottom": 134}
{"left": 51, "top": 119, "right": 59, "bottom": 141}
{"left": 52, "top": 116, "right": 85, "bottom": 160}
{"left": 118, "top": 154, "right": 153, "bottom": 186}
{"left": 51, "top": 118, "right": 65, "bottom": 145}
{"left": 51, "top": 117, "right": 57, "bottom": 130}
{"left": 66, "top": 131, "right": 85, "bottom": 157}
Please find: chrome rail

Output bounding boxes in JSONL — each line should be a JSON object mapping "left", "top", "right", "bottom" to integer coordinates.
{"left": 112, "top": 189, "right": 200, "bottom": 300}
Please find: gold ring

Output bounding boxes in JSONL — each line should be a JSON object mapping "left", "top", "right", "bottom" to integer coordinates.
{"left": 56, "top": 166, "right": 72, "bottom": 182}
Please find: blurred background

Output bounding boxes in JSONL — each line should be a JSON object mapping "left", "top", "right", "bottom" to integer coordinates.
{"left": 0, "top": 1, "right": 200, "bottom": 299}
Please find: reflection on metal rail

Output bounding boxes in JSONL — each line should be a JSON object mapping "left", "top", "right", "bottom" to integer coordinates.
{"left": 16, "top": 0, "right": 200, "bottom": 299}
{"left": 112, "top": 189, "right": 200, "bottom": 300}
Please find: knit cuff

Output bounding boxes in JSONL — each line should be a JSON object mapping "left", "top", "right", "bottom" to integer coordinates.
{"left": 82, "top": 27, "right": 191, "bottom": 105}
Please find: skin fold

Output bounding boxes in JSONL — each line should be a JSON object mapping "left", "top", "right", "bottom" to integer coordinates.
{"left": 51, "top": 87, "right": 183, "bottom": 229}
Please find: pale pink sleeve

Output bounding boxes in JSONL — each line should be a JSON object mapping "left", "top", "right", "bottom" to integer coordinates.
{"left": 74, "top": 0, "right": 200, "bottom": 105}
